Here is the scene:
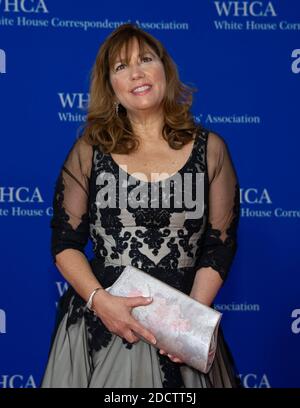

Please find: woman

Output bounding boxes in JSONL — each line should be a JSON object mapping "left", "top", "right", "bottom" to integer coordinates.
{"left": 41, "top": 23, "right": 241, "bottom": 388}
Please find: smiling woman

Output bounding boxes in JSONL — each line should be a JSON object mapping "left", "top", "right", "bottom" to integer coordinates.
{"left": 83, "top": 23, "right": 197, "bottom": 154}
{"left": 41, "top": 23, "right": 242, "bottom": 389}
{"left": 109, "top": 38, "right": 167, "bottom": 118}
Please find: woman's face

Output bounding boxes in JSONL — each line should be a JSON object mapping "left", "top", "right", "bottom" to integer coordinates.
{"left": 109, "top": 38, "right": 166, "bottom": 117}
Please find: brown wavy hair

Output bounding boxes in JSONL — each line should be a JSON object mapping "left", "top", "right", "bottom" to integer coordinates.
{"left": 82, "top": 23, "right": 198, "bottom": 154}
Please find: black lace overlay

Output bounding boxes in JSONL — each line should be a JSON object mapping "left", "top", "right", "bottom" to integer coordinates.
{"left": 50, "top": 125, "right": 240, "bottom": 387}
{"left": 195, "top": 183, "right": 240, "bottom": 281}
{"left": 157, "top": 351, "right": 185, "bottom": 388}
{"left": 50, "top": 169, "right": 90, "bottom": 263}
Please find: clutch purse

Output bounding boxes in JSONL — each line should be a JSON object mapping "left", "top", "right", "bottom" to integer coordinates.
{"left": 106, "top": 265, "right": 222, "bottom": 373}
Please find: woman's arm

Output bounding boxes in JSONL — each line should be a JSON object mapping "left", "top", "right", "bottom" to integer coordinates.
{"left": 190, "top": 266, "right": 223, "bottom": 306}
{"left": 190, "top": 131, "right": 240, "bottom": 305}
{"left": 56, "top": 248, "right": 156, "bottom": 345}
{"left": 51, "top": 137, "right": 156, "bottom": 345}
{"left": 55, "top": 249, "right": 103, "bottom": 304}
{"left": 161, "top": 131, "right": 240, "bottom": 363}
{"left": 51, "top": 138, "right": 100, "bottom": 302}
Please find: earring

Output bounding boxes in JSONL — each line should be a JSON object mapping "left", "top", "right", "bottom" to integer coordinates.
{"left": 114, "top": 101, "right": 119, "bottom": 117}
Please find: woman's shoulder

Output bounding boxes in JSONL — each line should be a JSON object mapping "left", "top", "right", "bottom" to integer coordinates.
{"left": 196, "top": 126, "right": 232, "bottom": 182}
{"left": 64, "top": 135, "right": 94, "bottom": 179}
{"left": 195, "top": 125, "right": 228, "bottom": 159}
{"left": 71, "top": 135, "right": 94, "bottom": 155}
{"left": 196, "top": 124, "right": 225, "bottom": 149}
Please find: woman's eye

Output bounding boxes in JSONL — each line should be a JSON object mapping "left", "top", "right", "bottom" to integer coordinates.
{"left": 141, "top": 56, "right": 152, "bottom": 63}
{"left": 115, "top": 63, "right": 126, "bottom": 72}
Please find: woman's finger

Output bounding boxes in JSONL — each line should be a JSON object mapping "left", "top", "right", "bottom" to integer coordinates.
{"left": 130, "top": 319, "right": 156, "bottom": 345}
{"left": 159, "top": 350, "right": 183, "bottom": 363}
{"left": 167, "top": 354, "right": 184, "bottom": 363}
{"left": 124, "top": 329, "right": 139, "bottom": 344}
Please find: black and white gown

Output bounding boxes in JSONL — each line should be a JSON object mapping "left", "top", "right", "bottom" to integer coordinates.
{"left": 41, "top": 125, "right": 242, "bottom": 388}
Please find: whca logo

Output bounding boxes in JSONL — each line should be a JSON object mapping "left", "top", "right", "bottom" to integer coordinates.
{"left": 0, "top": 49, "right": 6, "bottom": 74}
{"left": 214, "top": 1, "right": 277, "bottom": 17}
{"left": 0, "top": 375, "right": 36, "bottom": 388}
{"left": 0, "top": 0, "right": 48, "bottom": 13}
{"left": 240, "top": 373, "right": 271, "bottom": 388}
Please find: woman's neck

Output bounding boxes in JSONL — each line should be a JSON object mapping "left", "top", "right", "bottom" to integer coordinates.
{"left": 128, "top": 111, "right": 165, "bottom": 145}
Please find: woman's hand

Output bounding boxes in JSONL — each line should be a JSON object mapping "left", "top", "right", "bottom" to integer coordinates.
{"left": 159, "top": 349, "right": 184, "bottom": 364}
{"left": 92, "top": 290, "right": 157, "bottom": 346}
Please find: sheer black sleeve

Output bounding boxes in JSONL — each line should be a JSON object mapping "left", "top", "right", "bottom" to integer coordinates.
{"left": 197, "top": 132, "right": 240, "bottom": 282}
{"left": 50, "top": 137, "right": 93, "bottom": 263}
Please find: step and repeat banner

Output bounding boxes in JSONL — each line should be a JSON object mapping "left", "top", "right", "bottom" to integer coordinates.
{"left": 0, "top": 0, "right": 299, "bottom": 388}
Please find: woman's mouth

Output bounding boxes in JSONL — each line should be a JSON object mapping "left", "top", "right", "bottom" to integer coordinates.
{"left": 131, "top": 84, "right": 152, "bottom": 96}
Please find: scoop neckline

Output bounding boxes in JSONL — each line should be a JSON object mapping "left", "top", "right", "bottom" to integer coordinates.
{"left": 107, "top": 132, "right": 199, "bottom": 185}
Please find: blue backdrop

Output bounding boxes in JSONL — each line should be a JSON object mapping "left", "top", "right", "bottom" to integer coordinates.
{"left": 0, "top": 0, "right": 299, "bottom": 388}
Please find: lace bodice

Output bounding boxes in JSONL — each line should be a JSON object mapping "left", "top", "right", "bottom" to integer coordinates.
{"left": 51, "top": 126, "right": 240, "bottom": 285}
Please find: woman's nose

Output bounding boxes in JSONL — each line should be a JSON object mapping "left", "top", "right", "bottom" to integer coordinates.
{"left": 130, "top": 64, "right": 145, "bottom": 80}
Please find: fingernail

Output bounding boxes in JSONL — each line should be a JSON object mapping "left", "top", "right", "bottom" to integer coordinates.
{"left": 147, "top": 297, "right": 153, "bottom": 302}
{"left": 152, "top": 338, "right": 157, "bottom": 345}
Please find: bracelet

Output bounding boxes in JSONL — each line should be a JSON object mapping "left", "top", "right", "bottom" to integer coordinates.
{"left": 86, "top": 287, "right": 104, "bottom": 312}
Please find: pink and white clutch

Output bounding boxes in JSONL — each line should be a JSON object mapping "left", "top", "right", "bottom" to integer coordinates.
{"left": 106, "top": 265, "right": 222, "bottom": 373}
